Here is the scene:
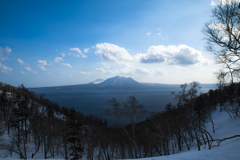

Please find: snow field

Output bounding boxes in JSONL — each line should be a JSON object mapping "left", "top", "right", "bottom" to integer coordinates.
{"left": 123, "top": 107, "right": 240, "bottom": 160}
{"left": 0, "top": 107, "right": 239, "bottom": 160}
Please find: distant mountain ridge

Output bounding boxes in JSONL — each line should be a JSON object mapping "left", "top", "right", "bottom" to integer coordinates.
{"left": 96, "top": 76, "right": 148, "bottom": 90}
{"left": 90, "top": 78, "right": 105, "bottom": 84}
{"left": 30, "top": 76, "right": 216, "bottom": 91}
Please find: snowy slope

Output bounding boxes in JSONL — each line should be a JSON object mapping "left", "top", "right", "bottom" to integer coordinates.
{"left": 0, "top": 107, "right": 239, "bottom": 160}
{"left": 125, "top": 107, "right": 240, "bottom": 160}
{"left": 124, "top": 140, "right": 240, "bottom": 160}
{"left": 91, "top": 78, "right": 105, "bottom": 84}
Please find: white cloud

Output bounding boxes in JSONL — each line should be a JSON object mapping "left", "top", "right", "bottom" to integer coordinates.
{"left": 68, "top": 52, "right": 80, "bottom": 57}
{"left": 172, "top": 65, "right": 188, "bottom": 71}
{"left": 38, "top": 60, "right": 48, "bottom": 66}
{"left": 5, "top": 46, "right": 12, "bottom": 54}
{"left": 21, "top": 71, "right": 27, "bottom": 74}
{"left": 118, "top": 68, "right": 133, "bottom": 75}
{"left": 79, "top": 71, "right": 91, "bottom": 75}
{"left": 118, "top": 61, "right": 132, "bottom": 67}
{"left": 119, "top": 67, "right": 155, "bottom": 76}
{"left": 25, "top": 66, "right": 38, "bottom": 73}
{"left": 211, "top": 0, "right": 238, "bottom": 6}
{"left": 157, "top": 28, "right": 161, "bottom": 37}
{"left": 61, "top": 53, "right": 65, "bottom": 57}
{"left": 96, "top": 68, "right": 114, "bottom": 74}
{"left": 0, "top": 62, "right": 12, "bottom": 73}
{"left": 211, "top": 1, "right": 217, "bottom": 5}
{"left": 155, "top": 68, "right": 165, "bottom": 75}
{"left": 167, "top": 45, "right": 201, "bottom": 65}
{"left": 0, "top": 46, "right": 12, "bottom": 61}
{"left": 208, "top": 23, "right": 240, "bottom": 43}
{"left": 37, "top": 60, "right": 49, "bottom": 71}
{"left": 95, "top": 43, "right": 133, "bottom": 62}
{"left": 136, "top": 45, "right": 210, "bottom": 66}
{"left": 146, "top": 32, "right": 151, "bottom": 36}
{"left": 54, "top": 57, "right": 63, "bottom": 63}
{"left": 17, "top": 59, "right": 27, "bottom": 66}
{"left": 69, "top": 48, "right": 87, "bottom": 58}
{"left": 101, "top": 62, "right": 110, "bottom": 69}
{"left": 40, "top": 66, "right": 46, "bottom": 71}
{"left": 136, "top": 46, "right": 166, "bottom": 63}
{"left": 84, "top": 48, "right": 89, "bottom": 53}
{"left": 135, "top": 67, "right": 155, "bottom": 75}
{"left": 60, "top": 63, "right": 72, "bottom": 68}
{"left": 0, "top": 46, "right": 12, "bottom": 54}
{"left": 162, "top": 36, "right": 169, "bottom": 41}
{"left": 26, "top": 67, "right": 32, "bottom": 71}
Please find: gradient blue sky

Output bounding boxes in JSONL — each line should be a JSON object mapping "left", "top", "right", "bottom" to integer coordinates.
{"left": 0, "top": 0, "right": 220, "bottom": 87}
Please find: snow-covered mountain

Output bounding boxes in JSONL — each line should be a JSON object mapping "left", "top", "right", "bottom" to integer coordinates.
{"left": 30, "top": 76, "right": 173, "bottom": 90}
{"left": 90, "top": 78, "right": 105, "bottom": 84}
{"left": 30, "top": 76, "right": 215, "bottom": 91}
{"left": 96, "top": 76, "right": 150, "bottom": 90}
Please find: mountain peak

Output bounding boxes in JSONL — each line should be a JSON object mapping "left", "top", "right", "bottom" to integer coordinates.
{"left": 91, "top": 78, "right": 105, "bottom": 84}
{"left": 111, "top": 75, "right": 132, "bottom": 80}
{"left": 97, "top": 76, "right": 142, "bottom": 89}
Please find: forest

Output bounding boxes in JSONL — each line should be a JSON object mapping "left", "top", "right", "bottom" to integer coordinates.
{"left": 1, "top": 0, "right": 240, "bottom": 159}
{"left": 0, "top": 80, "right": 239, "bottom": 159}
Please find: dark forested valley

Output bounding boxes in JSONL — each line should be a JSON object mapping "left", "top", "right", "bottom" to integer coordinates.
{"left": 0, "top": 81, "right": 239, "bottom": 159}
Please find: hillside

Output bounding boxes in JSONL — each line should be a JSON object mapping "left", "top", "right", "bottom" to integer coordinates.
{"left": 124, "top": 107, "right": 240, "bottom": 160}
{"left": 0, "top": 82, "right": 239, "bottom": 160}
{"left": 0, "top": 107, "right": 239, "bottom": 160}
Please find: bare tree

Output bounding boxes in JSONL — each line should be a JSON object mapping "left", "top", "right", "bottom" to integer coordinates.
{"left": 203, "top": 0, "right": 240, "bottom": 83}
{"left": 172, "top": 82, "right": 213, "bottom": 151}
{"left": 106, "top": 96, "right": 147, "bottom": 158}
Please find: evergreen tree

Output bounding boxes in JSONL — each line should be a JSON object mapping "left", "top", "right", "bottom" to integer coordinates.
{"left": 66, "top": 115, "right": 84, "bottom": 160}
{"left": 10, "top": 93, "right": 30, "bottom": 159}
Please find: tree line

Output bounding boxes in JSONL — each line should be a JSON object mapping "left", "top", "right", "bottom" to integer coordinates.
{"left": 0, "top": 82, "right": 104, "bottom": 159}
{"left": 1, "top": 0, "right": 240, "bottom": 159}
{"left": 0, "top": 81, "right": 239, "bottom": 159}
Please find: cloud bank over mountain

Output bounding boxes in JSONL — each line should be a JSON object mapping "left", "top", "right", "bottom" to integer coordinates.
{"left": 95, "top": 43, "right": 210, "bottom": 66}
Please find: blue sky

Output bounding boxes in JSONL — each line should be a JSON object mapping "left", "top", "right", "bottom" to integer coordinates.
{"left": 0, "top": 0, "right": 220, "bottom": 87}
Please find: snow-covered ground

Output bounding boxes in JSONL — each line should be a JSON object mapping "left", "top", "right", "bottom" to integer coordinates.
{"left": 124, "top": 107, "right": 240, "bottom": 160}
{"left": 0, "top": 107, "right": 239, "bottom": 160}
